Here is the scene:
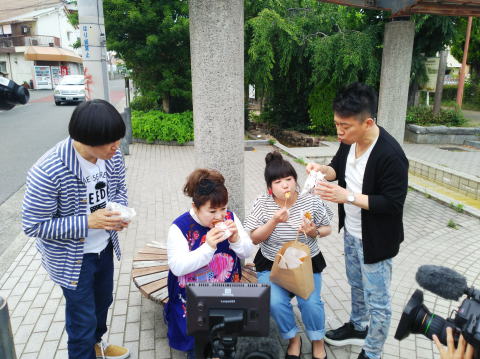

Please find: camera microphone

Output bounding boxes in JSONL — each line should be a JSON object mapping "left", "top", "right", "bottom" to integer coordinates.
{"left": 415, "top": 265, "right": 467, "bottom": 301}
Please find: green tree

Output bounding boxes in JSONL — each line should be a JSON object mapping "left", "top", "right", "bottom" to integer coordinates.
{"left": 104, "top": 0, "right": 191, "bottom": 113}
{"left": 408, "top": 15, "right": 457, "bottom": 106}
{"left": 245, "top": 1, "right": 384, "bottom": 134}
{"left": 451, "top": 17, "right": 480, "bottom": 79}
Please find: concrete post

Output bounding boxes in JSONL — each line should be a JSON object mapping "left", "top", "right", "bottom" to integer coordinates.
{"left": 433, "top": 50, "right": 448, "bottom": 115}
{"left": 377, "top": 20, "right": 415, "bottom": 144}
{"left": 0, "top": 297, "right": 17, "bottom": 359}
{"left": 78, "top": 0, "right": 110, "bottom": 101}
{"left": 189, "top": 0, "right": 245, "bottom": 219}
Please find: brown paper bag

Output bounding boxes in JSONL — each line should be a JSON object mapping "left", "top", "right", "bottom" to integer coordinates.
{"left": 270, "top": 240, "right": 314, "bottom": 299}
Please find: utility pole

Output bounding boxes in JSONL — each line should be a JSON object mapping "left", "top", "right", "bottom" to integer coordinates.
{"left": 78, "top": 0, "right": 109, "bottom": 101}
{"left": 456, "top": 16, "right": 473, "bottom": 108}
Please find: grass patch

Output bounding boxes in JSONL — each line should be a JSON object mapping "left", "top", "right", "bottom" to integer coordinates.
{"left": 294, "top": 157, "right": 307, "bottom": 166}
{"left": 447, "top": 219, "right": 459, "bottom": 229}
{"left": 449, "top": 202, "right": 464, "bottom": 213}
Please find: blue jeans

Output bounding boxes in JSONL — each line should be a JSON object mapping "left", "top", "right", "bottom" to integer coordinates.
{"left": 61, "top": 241, "right": 114, "bottom": 359}
{"left": 344, "top": 230, "right": 392, "bottom": 359}
{"left": 257, "top": 271, "right": 325, "bottom": 341}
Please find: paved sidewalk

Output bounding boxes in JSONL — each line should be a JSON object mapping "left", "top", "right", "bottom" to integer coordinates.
{"left": 284, "top": 141, "right": 480, "bottom": 178}
{"left": 1, "top": 143, "right": 479, "bottom": 358}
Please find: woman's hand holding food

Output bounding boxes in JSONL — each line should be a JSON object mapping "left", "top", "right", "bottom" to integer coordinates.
{"left": 224, "top": 219, "right": 239, "bottom": 243}
{"left": 206, "top": 227, "right": 226, "bottom": 250}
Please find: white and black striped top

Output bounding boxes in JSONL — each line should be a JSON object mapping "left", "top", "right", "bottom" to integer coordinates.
{"left": 244, "top": 192, "right": 333, "bottom": 271}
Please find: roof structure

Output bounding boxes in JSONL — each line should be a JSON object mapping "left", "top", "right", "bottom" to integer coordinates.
{"left": 319, "top": 0, "right": 480, "bottom": 17}
{"left": 0, "top": 0, "right": 63, "bottom": 23}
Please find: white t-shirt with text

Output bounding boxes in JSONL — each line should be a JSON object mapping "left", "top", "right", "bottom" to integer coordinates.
{"left": 75, "top": 150, "right": 110, "bottom": 254}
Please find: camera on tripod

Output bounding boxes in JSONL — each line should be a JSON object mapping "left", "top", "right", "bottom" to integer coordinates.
{"left": 395, "top": 265, "right": 480, "bottom": 354}
{"left": 186, "top": 282, "right": 279, "bottom": 359}
{"left": 0, "top": 77, "right": 30, "bottom": 111}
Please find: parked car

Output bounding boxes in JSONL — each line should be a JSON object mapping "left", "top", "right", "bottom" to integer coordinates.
{"left": 53, "top": 75, "right": 85, "bottom": 105}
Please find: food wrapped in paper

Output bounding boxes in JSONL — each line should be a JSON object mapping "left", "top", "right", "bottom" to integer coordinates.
{"left": 106, "top": 202, "right": 136, "bottom": 222}
{"left": 279, "top": 247, "right": 308, "bottom": 269}
{"left": 213, "top": 220, "right": 232, "bottom": 240}
{"left": 300, "top": 170, "right": 325, "bottom": 195}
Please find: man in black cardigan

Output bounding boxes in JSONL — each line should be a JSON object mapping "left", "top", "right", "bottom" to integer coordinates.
{"left": 307, "top": 83, "right": 409, "bottom": 359}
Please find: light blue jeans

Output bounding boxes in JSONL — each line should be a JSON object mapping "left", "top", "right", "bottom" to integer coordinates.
{"left": 257, "top": 271, "right": 326, "bottom": 341}
{"left": 344, "top": 230, "right": 392, "bottom": 359}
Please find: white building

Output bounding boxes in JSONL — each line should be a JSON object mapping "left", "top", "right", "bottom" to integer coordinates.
{"left": 0, "top": 1, "right": 82, "bottom": 89}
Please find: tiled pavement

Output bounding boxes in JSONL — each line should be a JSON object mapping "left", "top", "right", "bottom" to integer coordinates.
{"left": 285, "top": 141, "right": 480, "bottom": 178}
{"left": 1, "top": 143, "right": 480, "bottom": 359}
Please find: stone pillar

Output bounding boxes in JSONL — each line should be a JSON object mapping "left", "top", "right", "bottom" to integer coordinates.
{"left": 377, "top": 20, "right": 415, "bottom": 144}
{"left": 189, "top": 1, "right": 245, "bottom": 219}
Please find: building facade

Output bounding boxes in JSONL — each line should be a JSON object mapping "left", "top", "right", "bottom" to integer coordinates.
{"left": 0, "top": 2, "right": 82, "bottom": 89}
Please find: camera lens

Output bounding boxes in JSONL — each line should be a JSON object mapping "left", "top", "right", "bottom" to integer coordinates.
{"left": 395, "top": 289, "right": 458, "bottom": 345}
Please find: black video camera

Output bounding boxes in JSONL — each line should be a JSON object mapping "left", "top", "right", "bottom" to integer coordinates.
{"left": 186, "top": 282, "right": 279, "bottom": 359}
{"left": 0, "top": 77, "right": 30, "bottom": 111}
{"left": 395, "top": 265, "right": 480, "bottom": 354}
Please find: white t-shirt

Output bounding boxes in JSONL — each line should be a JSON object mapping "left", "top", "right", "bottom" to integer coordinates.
{"left": 75, "top": 150, "right": 110, "bottom": 254}
{"left": 344, "top": 138, "right": 378, "bottom": 239}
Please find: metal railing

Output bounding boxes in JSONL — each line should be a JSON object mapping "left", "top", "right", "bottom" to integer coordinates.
{"left": 0, "top": 35, "right": 60, "bottom": 48}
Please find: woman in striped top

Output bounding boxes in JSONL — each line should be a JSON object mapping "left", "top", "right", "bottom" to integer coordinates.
{"left": 245, "top": 151, "right": 333, "bottom": 359}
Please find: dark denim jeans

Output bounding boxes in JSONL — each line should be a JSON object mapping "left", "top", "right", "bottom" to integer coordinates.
{"left": 344, "top": 230, "right": 392, "bottom": 359}
{"left": 61, "top": 241, "right": 114, "bottom": 359}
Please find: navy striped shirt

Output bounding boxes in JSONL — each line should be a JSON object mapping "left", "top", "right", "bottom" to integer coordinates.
{"left": 22, "top": 137, "right": 127, "bottom": 289}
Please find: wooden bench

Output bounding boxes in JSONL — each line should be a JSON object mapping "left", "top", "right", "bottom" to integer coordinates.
{"left": 132, "top": 241, "right": 258, "bottom": 305}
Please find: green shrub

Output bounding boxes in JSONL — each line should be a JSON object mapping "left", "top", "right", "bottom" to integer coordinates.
{"left": 130, "top": 94, "right": 160, "bottom": 112}
{"left": 442, "top": 82, "right": 480, "bottom": 108}
{"left": 308, "top": 85, "right": 336, "bottom": 136}
{"left": 132, "top": 110, "right": 193, "bottom": 144}
{"left": 406, "top": 106, "right": 466, "bottom": 127}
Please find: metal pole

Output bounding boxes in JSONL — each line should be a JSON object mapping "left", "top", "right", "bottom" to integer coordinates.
{"left": 78, "top": 0, "right": 110, "bottom": 101}
{"left": 433, "top": 50, "right": 448, "bottom": 115}
{"left": 0, "top": 296, "right": 17, "bottom": 359}
{"left": 456, "top": 16, "right": 473, "bottom": 108}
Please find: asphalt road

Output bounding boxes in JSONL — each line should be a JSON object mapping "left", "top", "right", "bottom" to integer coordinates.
{"left": 0, "top": 78, "right": 125, "bottom": 205}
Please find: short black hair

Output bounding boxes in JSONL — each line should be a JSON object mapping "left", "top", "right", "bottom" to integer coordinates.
{"left": 264, "top": 151, "right": 297, "bottom": 188}
{"left": 68, "top": 99, "right": 125, "bottom": 146}
{"left": 333, "top": 82, "right": 378, "bottom": 121}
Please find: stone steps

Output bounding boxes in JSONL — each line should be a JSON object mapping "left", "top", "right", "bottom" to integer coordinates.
{"left": 464, "top": 139, "right": 480, "bottom": 149}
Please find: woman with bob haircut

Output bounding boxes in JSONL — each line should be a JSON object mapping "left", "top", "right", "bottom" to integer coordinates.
{"left": 245, "top": 151, "right": 333, "bottom": 359}
{"left": 165, "top": 168, "right": 255, "bottom": 358}
{"left": 22, "top": 99, "right": 131, "bottom": 359}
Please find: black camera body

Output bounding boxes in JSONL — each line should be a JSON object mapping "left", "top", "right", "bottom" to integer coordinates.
{"left": 0, "top": 77, "right": 30, "bottom": 110}
{"left": 395, "top": 265, "right": 480, "bottom": 353}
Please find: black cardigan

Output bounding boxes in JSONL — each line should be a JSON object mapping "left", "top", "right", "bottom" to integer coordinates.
{"left": 329, "top": 127, "right": 409, "bottom": 264}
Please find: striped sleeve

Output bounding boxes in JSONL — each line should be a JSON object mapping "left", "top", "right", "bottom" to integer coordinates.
{"left": 111, "top": 152, "right": 128, "bottom": 206}
{"left": 313, "top": 196, "right": 334, "bottom": 227}
{"left": 22, "top": 166, "right": 88, "bottom": 240}
{"left": 244, "top": 195, "right": 267, "bottom": 232}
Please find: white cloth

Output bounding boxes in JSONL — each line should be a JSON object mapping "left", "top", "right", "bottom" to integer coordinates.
{"left": 344, "top": 138, "right": 378, "bottom": 239}
{"left": 167, "top": 209, "right": 255, "bottom": 277}
{"left": 74, "top": 150, "right": 110, "bottom": 254}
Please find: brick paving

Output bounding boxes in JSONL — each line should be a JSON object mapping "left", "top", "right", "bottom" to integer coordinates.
{"left": 1, "top": 143, "right": 480, "bottom": 358}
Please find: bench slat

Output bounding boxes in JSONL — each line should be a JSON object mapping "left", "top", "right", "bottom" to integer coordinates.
{"left": 150, "top": 287, "right": 169, "bottom": 304}
{"left": 133, "top": 260, "right": 168, "bottom": 269}
{"left": 132, "top": 265, "right": 169, "bottom": 278}
{"left": 134, "top": 271, "right": 169, "bottom": 287}
{"left": 138, "top": 247, "right": 168, "bottom": 255}
{"left": 140, "top": 277, "right": 168, "bottom": 297}
{"left": 134, "top": 253, "right": 168, "bottom": 261}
